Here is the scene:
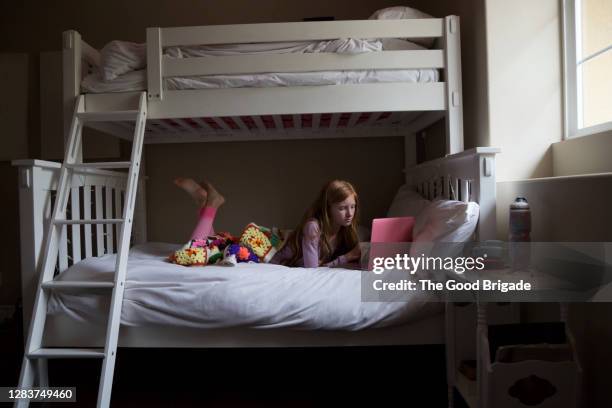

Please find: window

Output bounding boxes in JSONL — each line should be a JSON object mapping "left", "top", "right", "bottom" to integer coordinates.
{"left": 563, "top": 0, "right": 612, "bottom": 138}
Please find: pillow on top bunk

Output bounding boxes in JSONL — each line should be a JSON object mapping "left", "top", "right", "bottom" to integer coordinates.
{"left": 100, "top": 41, "right": 146, "bottom": 81}
{"left": 368, "top": 6, "right": 436, "bottom": 48}
{"left": 387, "top": 184, "right": 430, "bottom": 218}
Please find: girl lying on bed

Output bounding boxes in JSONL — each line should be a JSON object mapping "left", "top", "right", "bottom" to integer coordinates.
{"left": 170, "top": 178, "right": 361, "bottom": 268}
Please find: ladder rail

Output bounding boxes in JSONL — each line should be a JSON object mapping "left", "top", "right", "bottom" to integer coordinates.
{"left": 16, "top": 95, "right": 85, "bottom": 407}
{"left": 97, "top": 91, "right": 148, "bottom": 408}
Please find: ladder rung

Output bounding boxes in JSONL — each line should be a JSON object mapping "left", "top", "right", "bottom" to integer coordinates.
{"left": 42, "top": 281, "right": 115, "bottom": 291}
{"left": 53, "top": 218, "right": 124, "bottom": 225}
{"left": 66, "top": 162, "right": 132, "bottom": 169}
{"left": 77, "top": 110, "right": 140, "bottom": 122}
{"left": 28, "top": 348, "right": 106, "bottom": 359}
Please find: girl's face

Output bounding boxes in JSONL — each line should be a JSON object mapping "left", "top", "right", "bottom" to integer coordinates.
{"left": 329, "top": 194, "right": 356, "bottom": 228}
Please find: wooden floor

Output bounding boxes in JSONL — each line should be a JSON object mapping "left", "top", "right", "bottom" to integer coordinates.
{"left": 1, "top": 308, "right": 457, "bottom": 407}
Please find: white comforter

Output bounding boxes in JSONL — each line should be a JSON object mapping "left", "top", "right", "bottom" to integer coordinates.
{"left": 48, "top": 243, "right": 438, "bottom": 331}
{"left": 81, "top": 38, "right": 438, "bottom": 93}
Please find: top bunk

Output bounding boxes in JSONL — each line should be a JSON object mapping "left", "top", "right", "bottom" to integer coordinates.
{"left": 64, "top": 12, "right": 463, "bottom": 153}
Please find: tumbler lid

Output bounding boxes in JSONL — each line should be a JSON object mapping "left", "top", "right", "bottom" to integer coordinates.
{"left": 511, "top": 197, "right": 530, "bottom": 209}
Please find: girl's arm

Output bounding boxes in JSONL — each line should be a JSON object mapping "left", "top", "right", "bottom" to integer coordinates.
{"left": 302, "top": 220, "right": 356, "bottom": 268}
{"left": 322, "top": 254, "right": 348, "bottom": 267}
{"left": 302, "top": 220, "right": 321, "bottom": 268}
{"left": 323, "top": 244, "right": 360, "bottom": 267}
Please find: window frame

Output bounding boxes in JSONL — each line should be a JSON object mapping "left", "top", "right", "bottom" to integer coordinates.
{"left": 562, "top": 0, "right": 612, "bottom": 139}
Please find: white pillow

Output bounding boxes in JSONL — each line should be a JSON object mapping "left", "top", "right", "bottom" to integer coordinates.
{"left": 368, "top": 6, "right": 436, "bottom": 48}
{"left": 409, "top": 200, "right": 479, "bottom": 262}
{"left": 413, "top": 200, "right": 479, "bottom": 242}
{"left": 100, "top": 41, "right": 146, "bottom": 81}
{"left": 387, "top": 184, "right": 430, "bottom": 218}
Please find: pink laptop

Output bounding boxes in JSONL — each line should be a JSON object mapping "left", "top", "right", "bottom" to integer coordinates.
{"left": 368, "top": 217, "right": 415, "bottom": 270}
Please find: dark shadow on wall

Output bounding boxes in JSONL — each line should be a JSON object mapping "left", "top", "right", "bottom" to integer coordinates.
{"left": 0, "top": 162, "right": 22, "bottom": 308}
{"left": 416, "top": 119, "right": 446, "bottom": 164}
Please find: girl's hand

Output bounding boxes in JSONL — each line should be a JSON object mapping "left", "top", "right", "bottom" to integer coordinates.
{"left": 344, "top": 244, "right": 361, "bottom": 263}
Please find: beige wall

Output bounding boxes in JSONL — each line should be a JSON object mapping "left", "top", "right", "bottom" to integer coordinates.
{"left": 553, "top": 129, "right": 612, "bottom": 176}
{"left": 484, "top": 0, "right": 563, "bottom": 181}
{"left": 146, "top": 137, "right": 405, "bottom": 242}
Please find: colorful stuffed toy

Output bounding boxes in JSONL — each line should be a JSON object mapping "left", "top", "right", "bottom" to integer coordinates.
{"left": 219, "top": 243, "right": 259, "bottom": 266}
{"left": 169, "top": 233, "right": 235, "bottom": 266}
{"left": 169, "top": 224, "right": 286, "bottom": 267}
{"left": 169, "top": 247, "right": 208, "bottom": 266}
{"left": 238, "top": 223, "right": 284, "bottom": 263}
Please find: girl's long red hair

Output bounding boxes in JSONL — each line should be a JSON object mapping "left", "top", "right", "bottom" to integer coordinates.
{"left": 283, "top": 180, "right": 359, "bottom": 266}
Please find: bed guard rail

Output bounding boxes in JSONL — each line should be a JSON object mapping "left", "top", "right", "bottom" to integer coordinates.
{"left": 12, "top": 159, "right": 147, "bottom": 333}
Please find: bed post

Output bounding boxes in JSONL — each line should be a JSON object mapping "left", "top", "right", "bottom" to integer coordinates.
{"left": 473, "top": 149, "right": 499, "bottom": 241}
{"left": 146, "top": 27, "right": 163, "bottom": 102}
{"left": 443, "top": 16, "right": 463, "bottom": 155}
{"left": 63, "top": 30, "right": 82, "bottom": 161}
{"left": 12, "top": 161, "right": 60, "bottom": 338}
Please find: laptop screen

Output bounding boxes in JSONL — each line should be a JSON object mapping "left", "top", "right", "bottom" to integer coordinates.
{"left": 371, "top": 217, "right": 415, "bottom": 243}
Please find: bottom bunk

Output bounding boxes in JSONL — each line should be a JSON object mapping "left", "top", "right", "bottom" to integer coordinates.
{"left": 47, "top": 242, "right": 440, "bottom": 332}
{"left": 14, "top": 147, "right": 499, "bottom": 349}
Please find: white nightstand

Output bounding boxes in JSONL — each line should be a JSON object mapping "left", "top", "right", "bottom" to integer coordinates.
{"left": 444, "top": 268, "right": 583, "bottom": 408}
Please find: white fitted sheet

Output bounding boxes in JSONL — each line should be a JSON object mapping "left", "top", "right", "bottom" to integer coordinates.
{"left": 48, "top": 243, "right": 440, "bottom": 331}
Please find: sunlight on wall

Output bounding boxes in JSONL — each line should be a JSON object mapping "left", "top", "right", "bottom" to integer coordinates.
{"left": 485, "top": 0, "right": 562, "bottom": 181}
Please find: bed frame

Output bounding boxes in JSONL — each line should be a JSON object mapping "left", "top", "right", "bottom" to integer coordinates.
{"left": 64, "top": 16, "right": 464, "bottom": 153}
{"left": 13, "top": 147, "right": 499, "bottom": 349}
{"left": 13, "top": 148, "right": 498, "bottom": 408}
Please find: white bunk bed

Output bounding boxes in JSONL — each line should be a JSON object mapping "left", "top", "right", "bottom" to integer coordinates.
{"left": 63, "top": 16, "right": 464, "bottom": 153}
{"left": 13, "top": 15, "right": 501, "bottom": 407}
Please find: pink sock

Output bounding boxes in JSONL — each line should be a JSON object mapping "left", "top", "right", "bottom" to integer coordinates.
{"left": 189, "top": 206, "right": 217, "bottom": 240}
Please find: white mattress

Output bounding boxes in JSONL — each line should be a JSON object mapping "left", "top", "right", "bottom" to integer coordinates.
{"left": 48, "top": 243, "right": 440, "bottom": 331}
{"left": 81, "top": 38, "right": 439, "bottom": 93}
